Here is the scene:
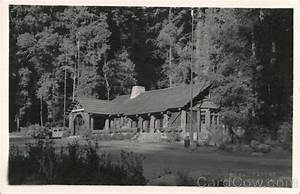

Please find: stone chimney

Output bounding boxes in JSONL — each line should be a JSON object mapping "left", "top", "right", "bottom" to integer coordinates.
{"left": 130, "top": 86, "right": 145, "bottom": 99}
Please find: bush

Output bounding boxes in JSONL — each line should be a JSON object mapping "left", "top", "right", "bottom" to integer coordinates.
{"left": 9, "top": 145, "right": 32, "bottom": 184}
{"left": 9, "top": 139, "right": 56, "bottom": 184}
{"left": 17, "top": 124, "right": 48, "bottom": 138}
{"left": 61, "top": 127, "right": 72, "bottom": 138}
{"left": 243, "top": 124, "right": 270, "bottom": 143}
{"left": 176, "top": 171, "right": 196, "bottom": 186}
{"left": 25, "top": 124, "right": 51, "bottom": 139}
{"left": 277, "top": 121, "right": 292, "bottom": 150}
{"left": 80, "top": 129, "right": 92, "bottom": 140}
{"left": 207, "top": 126, "right": 230, "bottom": 147}
{"left": 9, "top": 140, "right": 146, "bottom": 185}
{"left": 164, "top": 132, "right": 181, "bottom": 142}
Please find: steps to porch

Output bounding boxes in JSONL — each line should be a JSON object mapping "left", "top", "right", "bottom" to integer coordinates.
{"left": 133, "top": 132, "right": 162, "bottom": 143}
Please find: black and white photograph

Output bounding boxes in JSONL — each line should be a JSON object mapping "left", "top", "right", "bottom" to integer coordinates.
{"left": 5, "top": 4, "right": 294, "bottom": 188}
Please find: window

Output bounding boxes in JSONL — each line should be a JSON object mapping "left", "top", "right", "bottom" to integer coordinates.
{"left": 160, "top": 117, "right": 164, "bottom": 128}
{"left": 131, "top": 120, "right": 137, "bottom": 128}
{"left": 201, "top": 111, "right": 206, "bottom": 124}
{"left": 154, "top": 118, "right": 162, "bottom": 129}
{"left": 201, "top": 115, "right": 205, "bottom": 124}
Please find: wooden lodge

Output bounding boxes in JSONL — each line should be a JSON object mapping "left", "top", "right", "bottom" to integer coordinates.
{"left": 67, "top": 81, "right": 221, "bottom": 140}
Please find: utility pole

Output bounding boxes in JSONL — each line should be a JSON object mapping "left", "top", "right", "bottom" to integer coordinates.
{"left": 168, "top": 7, "right": 173, "bottom": 88}
{"left": 189, "top": 8, "right": 194, "bottom": 142}
{"left": 63, "top": 54, "right": 67, "bottom": 128}
{"left": 77, "top": 32, "right": 80, "bottom": 90}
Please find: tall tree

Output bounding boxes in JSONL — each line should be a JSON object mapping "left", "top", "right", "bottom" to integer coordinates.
{"left": 156, "top": 8, "right": 191, "bottom": 87}
{"left": 102, "top": 49, "right": 136, "bottom": 99}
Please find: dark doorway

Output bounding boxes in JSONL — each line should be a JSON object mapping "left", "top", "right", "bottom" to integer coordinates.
{"left": 93, "top": 116, "right": 106, "bottom": 130}
{"left": 73, "top": 114, "right": 85, "bottom": 135}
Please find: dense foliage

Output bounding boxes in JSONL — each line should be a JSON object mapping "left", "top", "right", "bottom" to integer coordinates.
{"left": 9, "top": 6, "right": 292, "bottom": 141}
{"left": 9, "top": 140, "right": 146, "bottom": 184}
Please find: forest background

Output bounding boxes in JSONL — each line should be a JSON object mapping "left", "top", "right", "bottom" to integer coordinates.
{"left": 9, "top": 6, "right": 293, "bottom": 142}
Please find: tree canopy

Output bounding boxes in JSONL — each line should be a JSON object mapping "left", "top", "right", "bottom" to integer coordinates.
{"left": 9, "top": 6, "right": 293, "bottom": 141}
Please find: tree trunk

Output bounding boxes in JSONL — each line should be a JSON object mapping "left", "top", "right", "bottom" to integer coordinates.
{"left": 251, "top": 29, "right": 256, "bottom": 58}
{"left": 104, "top": 73, "right": 110, "bottom": 100}
{"left": 168, "top": 7, "right": 173, "bottom": 88}
{"left": 63, "top": 68, "right": 67, "bottom": 128}
{"left": 169, "top": 46, "right": 172, "bottom": 87}
{"left": 77, "top": 38, "right": 80, "bottom": 88}
{"left": 72, "top": 54, "right": 76, "bottom": 101}
{"left": 104, "top": 56, "right": 110, "bottom": 100}
{"left": 40, "top": 97, "right": 43, "bottom": 127}
{"left": 16, "top": 114, "right": 20, "bottom": 132}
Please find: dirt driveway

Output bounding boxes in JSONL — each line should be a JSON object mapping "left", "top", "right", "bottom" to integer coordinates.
{"left": 89, "top": 140, "right": 292, "bottom": 180}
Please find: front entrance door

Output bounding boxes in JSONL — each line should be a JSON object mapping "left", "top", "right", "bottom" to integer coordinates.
{"left": 73, "top": 114, "right": 85, "bottom": 135}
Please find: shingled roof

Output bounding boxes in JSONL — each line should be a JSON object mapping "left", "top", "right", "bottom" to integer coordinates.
{"left": 77, "top": 98, "right": 115, "bottom": 114}
{"left": 76, "top": 81, "right": 211, "bottom": 116}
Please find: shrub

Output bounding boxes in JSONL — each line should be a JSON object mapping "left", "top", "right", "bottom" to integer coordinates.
{"left": 198, "top": 132, "right": 211, "bottom": 146}
{"left": 207, "top": 126, "right": 230, "bottom": 147}
{"left": 9, "top": 139, "right": 57, "bottom": 184}
{"left": 176, "top": 171, "right": 196, "bottom": 186}
{"left": 9, "top": 141, "right": 146, "bottom": 185}
{"left": 9, "top": 145, "right": 32, "bottom": 184}
{"left": 17, "top": 124, "right": 49, "bottom": 138}
{"left": 277, "top": 121, "right": 292, "bottom": 150}
{"left": 27, "top": 139, "right": 57, "bottom": 183}
{"left": 243, "top": 124, "right": 270, "bottom": 143}
{"left": 26, "top": 124, "right": 51, "bottom": 139}
{"left": 164, "top": 132, "right": 180, "bottom": 142}
{"left": 61, "top": 127, "right": 71, "bottom": 138}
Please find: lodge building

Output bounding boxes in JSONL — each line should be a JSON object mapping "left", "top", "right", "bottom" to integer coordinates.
{"left": 67, "top": 81, "right": 221, "bottom": 139}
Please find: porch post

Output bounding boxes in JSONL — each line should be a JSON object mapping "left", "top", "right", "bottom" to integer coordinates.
{"left": 127, "top": 117, "right": 132, "bottom": 128}
{"left": 104, "top": 118, "right": 109, "bottom": 130}
{"left": 90, "top": 116, "right": 94, "bottom": 130}
{"left": 150, "top": 115, "right": 155, "bottom": 133}
{"left": 180, "top": 110, "right": 186, "bottom": 133}
{"left": 138, "top": 116, "right": 143, "bottom": 129}
{"left": 163, "top": 113, "right": 168, "bottom": 128}
{"left": 110, "top": 117, "right": 114, "bottom": 129}
{"left": 69, "top": 114, "right": 74, "bottom": 134}
{"left": 120, "top": 116, "right": 124, "bottom": 128}
{"left": 205, "top": 109, "right": 210, "bottom": 130}
{"left": 83, "top": 113, "right": 90, "bottom": 132}
{"left": 197, "top": 110, "right": 201, "bottom": 133}
{"left": 116, "top": 118, "right": 120, "bottom": 129}
{"left": 211, "top": 112, "right": 215, "bottom": 127}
